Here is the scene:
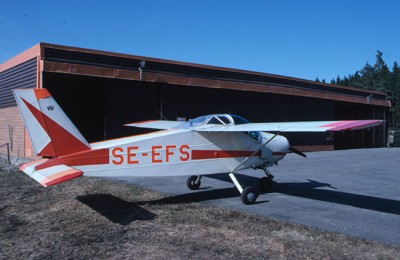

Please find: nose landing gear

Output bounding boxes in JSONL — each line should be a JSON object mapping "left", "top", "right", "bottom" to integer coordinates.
{"left": 259, "top": 167, "right": 274, "bottom": 193}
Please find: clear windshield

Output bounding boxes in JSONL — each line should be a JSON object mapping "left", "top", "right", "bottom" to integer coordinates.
{"left": 175, "top": 114, "right": 260, "bottom": 142}
{"left": 231, "top": 115, "right": 250, "bottom": 125}
{"left": 176, "top": 115, "right": 210, "bottom": 128}
{"left": 175, "top": 114, "right": 251, "bottom": 128}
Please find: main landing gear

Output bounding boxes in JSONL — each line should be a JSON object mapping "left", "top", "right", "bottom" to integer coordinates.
{"left": 186, "top": 175, "right": 202, "bottom": 190}
{"left": 185, "top": 166, "right": 274, "bottom": 205}
{"left": 228, "top": 172, "right": 260, "bottom": 205}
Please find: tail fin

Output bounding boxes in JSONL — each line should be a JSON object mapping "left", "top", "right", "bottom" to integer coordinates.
{"left": 13, "top": 88, "right": 90, "bottom": 157}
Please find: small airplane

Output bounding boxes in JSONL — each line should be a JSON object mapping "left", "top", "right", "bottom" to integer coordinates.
{"left": 13, "top": 88, "right": 384, "bottom": 204}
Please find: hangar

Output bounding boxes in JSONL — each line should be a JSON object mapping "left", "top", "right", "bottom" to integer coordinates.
{"left": 0, "top": 43, "right": 390, "bottom": 158}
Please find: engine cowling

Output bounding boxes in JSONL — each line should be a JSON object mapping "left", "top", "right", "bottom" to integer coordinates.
{"left": 260, "top": 132, "right": 289, "bottom": 165}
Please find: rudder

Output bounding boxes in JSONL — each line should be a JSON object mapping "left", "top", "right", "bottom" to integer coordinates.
{"left": 13, "top": 88, "right": 90, "bottom": 157}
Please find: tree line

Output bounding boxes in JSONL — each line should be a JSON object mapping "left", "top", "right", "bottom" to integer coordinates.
{"left": 316, "top": 51, "right": 400, "bottom": 128}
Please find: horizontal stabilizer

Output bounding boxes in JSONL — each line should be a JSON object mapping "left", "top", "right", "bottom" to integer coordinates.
{"left": 20, "top": 159, "right": 83, "bottom": 187}
{"left": 125, "top": 120, "right": 183, "bottom": 130}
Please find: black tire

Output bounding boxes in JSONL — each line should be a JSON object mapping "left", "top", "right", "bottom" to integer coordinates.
{"left": 186, "top": 175, "right": 201, "bottom": 190}
{"left": 259, "top": 177, "right": 273, "bottom": 193}
{"left": 241, "top": 187, "right": 258, "bottom": 205}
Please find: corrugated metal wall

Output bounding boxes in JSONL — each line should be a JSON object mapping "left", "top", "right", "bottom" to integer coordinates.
{"left": 0, "top": 58, "right": 37, "bottom": 108}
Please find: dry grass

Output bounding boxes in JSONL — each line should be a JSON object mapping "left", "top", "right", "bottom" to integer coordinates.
{"left": 1, "top": 160, "right": 399, "bottom": 259}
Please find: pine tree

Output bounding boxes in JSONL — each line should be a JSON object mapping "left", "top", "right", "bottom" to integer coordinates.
{"left": 336, "top": 75, "right": 341, "bottom": 85}
{"left": 331, "top": 51, "right": 400, "bottom": 127}
{"left": 359, "top": 63, "right": 374, "bottom": 90}
{"left": 350, "top": 71, "right": 363, "bottom": 88}
{"left": 372, "top": 51, "right": 391, "bottom": 92}
{"left": 390, "top": 62, "right": 400, "bottom": 127}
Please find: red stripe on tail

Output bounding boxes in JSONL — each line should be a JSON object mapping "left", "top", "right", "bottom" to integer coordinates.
{"left": 21, "top": 98, "right": 89, "bottom": 157}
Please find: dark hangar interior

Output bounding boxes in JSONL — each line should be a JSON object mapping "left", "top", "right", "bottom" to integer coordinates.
{"left": 0, "top": 43, "right": 390, "bottom": 157}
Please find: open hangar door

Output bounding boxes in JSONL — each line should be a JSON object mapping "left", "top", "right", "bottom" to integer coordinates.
{"left": 42, "top": 73, "right": 336, "bottom": 150}
{"left": 44, "top": 73, "right": 161, "bottom": 141}
{"left": 43, "top": 73, "right": 106, "bottom": 142}
{"left": 103, "top": 79, "right": 160, "bottom": 139}
{"left": 43, "top": 71, "right": 380, "bottom": 150}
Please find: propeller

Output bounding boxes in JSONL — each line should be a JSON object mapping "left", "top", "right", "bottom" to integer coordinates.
{"left": 289, "top": 146, "right": 307, "bottom": 158}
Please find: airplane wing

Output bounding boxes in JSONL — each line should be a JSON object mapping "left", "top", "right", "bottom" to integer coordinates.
{"left": 194, "top": 120, "right": 384, "bottom": 132}
{"left": 124, "top": 117, "right": 384, "bottom": 132}
{"left": 125, "top": 120, "right": 183, "bottom": 130}
{"left": 19, "top": 159, "right": 83, "bottom": 187}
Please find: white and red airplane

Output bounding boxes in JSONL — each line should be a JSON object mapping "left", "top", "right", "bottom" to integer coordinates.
{"left": 13, "top": 88, "right": 384, "bottom": 204}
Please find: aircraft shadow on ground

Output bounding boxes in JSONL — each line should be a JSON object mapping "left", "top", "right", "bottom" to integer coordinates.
{"left": 78, "top": 173, "right": 400, "bottom": 218}
{"left": 138, "top": 173, "right": 269, "bottom": 205}
{"left": 213, "top": 173, "right": 400, "bottom": 215}
{"left": 169, "top": 173, "right": 400, "bottom": 215}
{"left": 77, "top": 194, "right": 157, "bottom": 225}
{"left": 271, "top": 179, "right": 400, "bottom": 216}
{"left": 142, "top": 187, "right": 247, "bottom": 205}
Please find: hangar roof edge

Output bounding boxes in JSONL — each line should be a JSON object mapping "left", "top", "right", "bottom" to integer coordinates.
{"left": 0, "top": 44, "right": 40, "bottom": 73}
{"left": 1, "top": 42, "right": 389, "bottom": 107}
{"left": 38, "top": 42, "right": 387, "bottom": 97}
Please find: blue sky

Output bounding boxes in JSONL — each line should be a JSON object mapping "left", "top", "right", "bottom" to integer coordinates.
{"left": 1, "top": 0, "right": 399, "bottom": 81}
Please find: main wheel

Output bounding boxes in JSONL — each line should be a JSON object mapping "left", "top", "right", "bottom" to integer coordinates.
{"left": 241, "top": 187, "right": 258, "bottom": 205}
{"left": 259, "top": 177, "right": 273, "bottom": 193}
{"left": 186, "top": 175, "right": 201, "bottom": 190}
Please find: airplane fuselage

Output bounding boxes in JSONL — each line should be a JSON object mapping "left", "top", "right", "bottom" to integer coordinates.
{"left": 39, "top": 129, "right": 289, "bottom": 178}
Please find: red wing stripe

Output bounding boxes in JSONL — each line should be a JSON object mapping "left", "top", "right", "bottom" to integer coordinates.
{"left": 127, "top": 120, "right": 158, "bottom": 125}
{"left": 192, "top": 150, "right": 261, "bottom": 160}
{"left": 321, "top": 120, "right": 382, "bottom": 131}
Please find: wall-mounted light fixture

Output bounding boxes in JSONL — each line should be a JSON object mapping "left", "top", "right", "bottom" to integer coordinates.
{"left": 366, "top": 94, "right": 373, "bottom": 104}
{"left": 139, "top": 60, "right": 146, "bottom": 80}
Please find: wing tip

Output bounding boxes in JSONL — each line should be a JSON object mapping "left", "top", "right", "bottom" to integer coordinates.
{"left": 325, "top": 120, "right": 384, "bottom": 132}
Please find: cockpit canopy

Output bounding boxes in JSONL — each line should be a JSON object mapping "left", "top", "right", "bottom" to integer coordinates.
{"left": 176, "top": 114, "right": 250, "bottom": 128}
{"left": 176, "top": 114, "right": 260, "bottom": 141}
